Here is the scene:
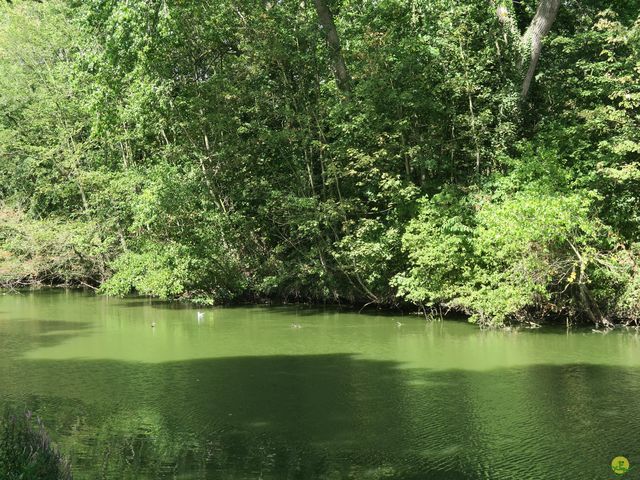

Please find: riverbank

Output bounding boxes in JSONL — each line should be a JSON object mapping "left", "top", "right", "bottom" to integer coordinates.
{"left": 4, "top": 284, "right": 636, "bottom": 331}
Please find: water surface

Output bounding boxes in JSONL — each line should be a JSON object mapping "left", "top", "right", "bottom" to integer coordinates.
{"left": 0, "top": 290, "right": 638, "bottom": 479}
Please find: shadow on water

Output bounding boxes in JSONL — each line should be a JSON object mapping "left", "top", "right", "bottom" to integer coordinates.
{"left": 115, "top": 301, "right": 473, "bottom": 325}
{"left": 2, "top": 352, "right": 640, "bottom": 480}
{"left": 115, "top": 300, "right": 352, "bottom": 318}
{"left": 0, "top": 319, "right": 93, "bottom": 355}
{"left": 116, "top": 298, "right": 198, "bottom": 310}
{"left": 2, "top": 289, "right": 465, "bottom": 322}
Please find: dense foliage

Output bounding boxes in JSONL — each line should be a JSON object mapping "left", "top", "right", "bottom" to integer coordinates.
{"left": 0, "top": 0, "right": 638, "bottom": 326}
{"left": 0, "top": 410, "right": 72, "bottom": 479}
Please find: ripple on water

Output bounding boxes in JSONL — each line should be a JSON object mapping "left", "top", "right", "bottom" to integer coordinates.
{"left": 0, "top": 292, "right": 640, "bottom": 479}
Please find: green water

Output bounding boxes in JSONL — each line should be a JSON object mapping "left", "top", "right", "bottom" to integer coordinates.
{"left": 1, "top": 291, "right": 639, "bottom": 479}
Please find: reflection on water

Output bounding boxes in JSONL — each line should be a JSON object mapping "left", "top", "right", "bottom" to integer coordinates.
{"left": 1, "top": 291, "right": 640, "bottom": 479}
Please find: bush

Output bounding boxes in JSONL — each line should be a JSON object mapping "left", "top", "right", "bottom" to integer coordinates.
{"left": 393, "top": 187, "right": 475, "bottom": 311}
{"left": 0, "top": 206, "right": 105, "bottom": 288}
{"left": 395, "top": 176, "right": 619, "bottom": 326}
{"left": 0, "top": 410, "right": 72, "bottom": 480}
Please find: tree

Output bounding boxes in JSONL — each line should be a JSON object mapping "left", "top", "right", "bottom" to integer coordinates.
{"left": 313, "top": 0, "right": 351, "bottom": 94}
{"left": 1, "top": 0, "right": 639, "bottom": 326}
{"left": 521, "top": 0, "right": 561, "bottom": 98}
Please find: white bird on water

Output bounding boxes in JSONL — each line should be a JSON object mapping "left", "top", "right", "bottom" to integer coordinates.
{"left": 197, "top": 311, "right": 204, "bottom": 320}
{"left": 396, "top": 321, "right": 403, "bottom": 327}
{"left": 151, "top": 322, "right": 156, "bottom": 328}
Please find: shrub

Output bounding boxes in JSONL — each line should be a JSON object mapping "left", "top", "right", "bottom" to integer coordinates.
{"left": 0, "top": 410, "right": 72, "bottom": 480}
{"left": 0, "top": 206, "right": 105, "bottom": 288}
{"left": 395, "top": 179, "right": 618, "bottom": 326}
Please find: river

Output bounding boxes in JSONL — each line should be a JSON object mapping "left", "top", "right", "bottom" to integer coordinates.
{"left": 0, "top": 290, "right": 639, "bottom": 479}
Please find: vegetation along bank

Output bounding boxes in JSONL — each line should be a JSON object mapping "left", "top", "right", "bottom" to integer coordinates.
{"left": 1, "top": 0, "right": 639, "bottom": 327}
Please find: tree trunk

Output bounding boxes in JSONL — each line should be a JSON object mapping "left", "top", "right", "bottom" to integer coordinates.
{"left": 313, "top": 0, "right": 351, "bottom": 94}
{"left": 521, "top": 0, "right": 560, "bottom": 98}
